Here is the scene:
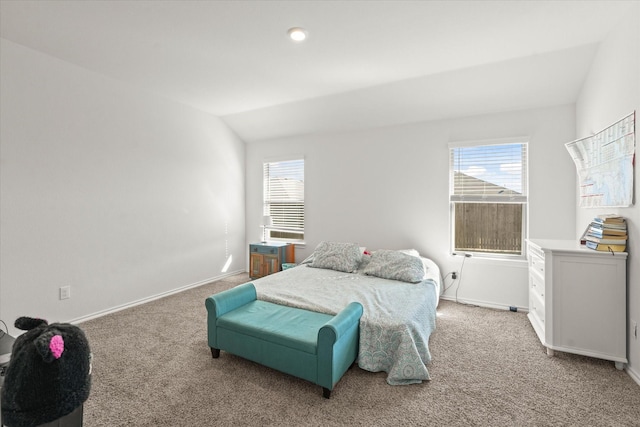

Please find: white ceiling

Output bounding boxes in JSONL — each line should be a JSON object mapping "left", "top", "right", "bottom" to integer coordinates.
{"left": 1, "top": 1, "right": 636, "bottom": 142}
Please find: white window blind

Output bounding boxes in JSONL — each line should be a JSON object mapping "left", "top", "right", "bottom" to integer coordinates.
{"left": 263, "top": 159, "right": 304, "bottom": 240}
{"left": 450, "top": 142, "right": 528, "bottom": 202}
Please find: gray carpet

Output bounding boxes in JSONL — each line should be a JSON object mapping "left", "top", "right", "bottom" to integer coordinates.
{"left": 80, "top": 273, "right": 640, "bottom": 426}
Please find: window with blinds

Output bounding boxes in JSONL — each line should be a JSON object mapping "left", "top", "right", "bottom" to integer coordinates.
{"left": 449, "top": 140, "right": 528, "bottom": 256}
{"left": 263, "top": 159, "right": 304, "bottom": 241}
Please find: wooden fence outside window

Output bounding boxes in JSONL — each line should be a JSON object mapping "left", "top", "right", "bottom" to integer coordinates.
{"left": 454, "top": 203, "right": 523, "bottom": 254}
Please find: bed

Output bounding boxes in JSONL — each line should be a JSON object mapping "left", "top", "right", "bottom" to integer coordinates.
{"left": 250, "top": 242, "right": 440, "bottom": 385}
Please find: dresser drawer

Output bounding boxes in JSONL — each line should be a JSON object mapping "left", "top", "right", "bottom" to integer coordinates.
{"left": 250, "top": 245, "right": 278, "bottom": 255}
{"left": 529, "top": 288, "right": 545, "bottom": 326}
{"left": 529, "top": 270, "right": 545, "bottom": 301}
{"left": 529, "top": 253, "right": 545, "bottom": 278}
{"left": 528, "top": 242, "right": 545, "bottom": 260}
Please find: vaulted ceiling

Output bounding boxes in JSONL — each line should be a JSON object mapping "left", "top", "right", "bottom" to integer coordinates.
{"left": 1, "top": 1, "right": 636, "bottom": 142}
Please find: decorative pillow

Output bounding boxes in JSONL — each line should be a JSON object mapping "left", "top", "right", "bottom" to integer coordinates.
{"left": 357, "top": 253, "right": 372, "bottom": 271}
{"left": 299, "top": 253, "right": 315, "bottom": 265}
{"left": 300, "top": 245, "right": 366, "bottom": 266}
{"left": 308, "top": 241, "right": 362, "bottom": 273}
{"left": 363, "top": 249, "right": 426, "bottom": 283}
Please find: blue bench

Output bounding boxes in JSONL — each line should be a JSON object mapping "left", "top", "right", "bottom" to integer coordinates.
{"left": 206, "top": 283, "right": 362, "bottom": 398}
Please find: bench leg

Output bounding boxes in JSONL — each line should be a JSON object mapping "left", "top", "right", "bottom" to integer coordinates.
{"left": 322, "top": 387, "right": 331, "bottom": 399}
{"left": 211, "top": 347, "right": 220, "bottom": 358}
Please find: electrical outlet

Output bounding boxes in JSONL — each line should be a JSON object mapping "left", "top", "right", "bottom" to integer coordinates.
{"left": 452, "top": 271, "right": 457, "bottom": 280}
{"left": 60, "top": 286, "right": 71, "bottom": 300}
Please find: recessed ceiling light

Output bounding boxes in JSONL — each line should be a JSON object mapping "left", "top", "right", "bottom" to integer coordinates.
{"left": 287, "top": 27, "right": 307, "bottom": 42}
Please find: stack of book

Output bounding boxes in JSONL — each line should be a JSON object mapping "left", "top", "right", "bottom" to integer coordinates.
{"left": 582, "top": 214, "right": 627, "bottom": 252}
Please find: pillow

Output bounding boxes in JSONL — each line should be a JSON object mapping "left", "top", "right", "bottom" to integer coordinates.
{"left": 398, "top": 249, "right": 420, "bottom": 257}
{"left": 363, "top": 249, "right": 426, "bottom": 283}
{"left": 308, "top": 241, "right": 362, "bottom": 273}
{"left": 357, "top": 253, "right": 372, "bottom": 271}
{"left": 301, "top": 244, "right": 366, "bottom": 267}
{"left": 299, "top": 253, "right": 315, "bottom": 265}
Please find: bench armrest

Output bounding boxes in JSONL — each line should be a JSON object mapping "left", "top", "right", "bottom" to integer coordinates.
{"left": 205, "top": 283, "right": 257, "bottom": 318}
{"left": 317, "top": 302, "right": 363, "bottom": 390}
{"left": 319, "top": 302, "right": 363, "bottom": 341}
{"left": 206, "top": 283, "right": 256, "bottom": 351}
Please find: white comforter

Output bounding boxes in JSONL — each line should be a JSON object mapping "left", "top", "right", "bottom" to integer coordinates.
{"left": 251, "top": 260, "right": 440, "bottom": 385}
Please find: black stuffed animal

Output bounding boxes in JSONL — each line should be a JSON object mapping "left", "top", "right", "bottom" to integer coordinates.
{"left": 1, "top": 317, "right": 91, "bottom": 427}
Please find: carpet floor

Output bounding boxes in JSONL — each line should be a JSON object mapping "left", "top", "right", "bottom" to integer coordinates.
{"left": 80, "top": 273, "right": 640, "bottom": 426}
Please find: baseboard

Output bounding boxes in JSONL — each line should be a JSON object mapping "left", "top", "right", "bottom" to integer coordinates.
{"left": 439, "top": 295, "right": 528, "bottom": 312}
{"left": 69, "top": 270, "right": 246, "bottom": 325}
{"left": 626, "top": 365, "right": 640, "bottom": 387}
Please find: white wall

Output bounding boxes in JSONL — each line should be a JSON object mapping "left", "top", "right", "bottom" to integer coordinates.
{"left": 246, "top": 104, "right": 576, "bottom": 310}
{"left": 0, "top": 39, "right": 246, "bottom": 335}
{"left": 575, "top": 5, "right": 640, "bottom": 383}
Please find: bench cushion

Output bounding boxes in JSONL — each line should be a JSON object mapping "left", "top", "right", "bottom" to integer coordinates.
{"left": 217, "top": 300, "right": 333, "bottom": 354}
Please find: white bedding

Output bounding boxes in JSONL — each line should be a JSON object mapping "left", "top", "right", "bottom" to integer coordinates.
{"left": 251, "top": 257, "right": 440, "bottom": 385}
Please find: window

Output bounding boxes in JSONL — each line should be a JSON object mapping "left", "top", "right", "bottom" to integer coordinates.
{"left": 263, "top": 158, "right": 304, "bottom": 242}
{"left": 449, "top": 140, "right": 528, "bottom": 257}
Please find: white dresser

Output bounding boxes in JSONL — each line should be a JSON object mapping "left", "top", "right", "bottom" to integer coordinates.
{"left": 527, "top": 239, "right": 628, "bottom": 369}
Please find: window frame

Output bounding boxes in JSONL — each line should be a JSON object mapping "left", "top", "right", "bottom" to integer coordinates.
{"left": 262, "top": 156, "right": 305, "bottom": 243}
{"left": 448, "top": 137, "right": 529, "bottom": 260}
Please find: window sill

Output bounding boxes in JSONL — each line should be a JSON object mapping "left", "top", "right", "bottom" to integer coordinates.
{"left": 451, "top": 252, "right": 528, "bottom": 265}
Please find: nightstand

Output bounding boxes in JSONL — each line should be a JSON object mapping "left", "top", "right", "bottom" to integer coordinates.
{"left": 249, "top": 242, "right": 295, "bottom": 279}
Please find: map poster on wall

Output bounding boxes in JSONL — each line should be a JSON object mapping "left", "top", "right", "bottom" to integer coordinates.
{"left": 565, "top": 112, "right": 635, "bottom": 208}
